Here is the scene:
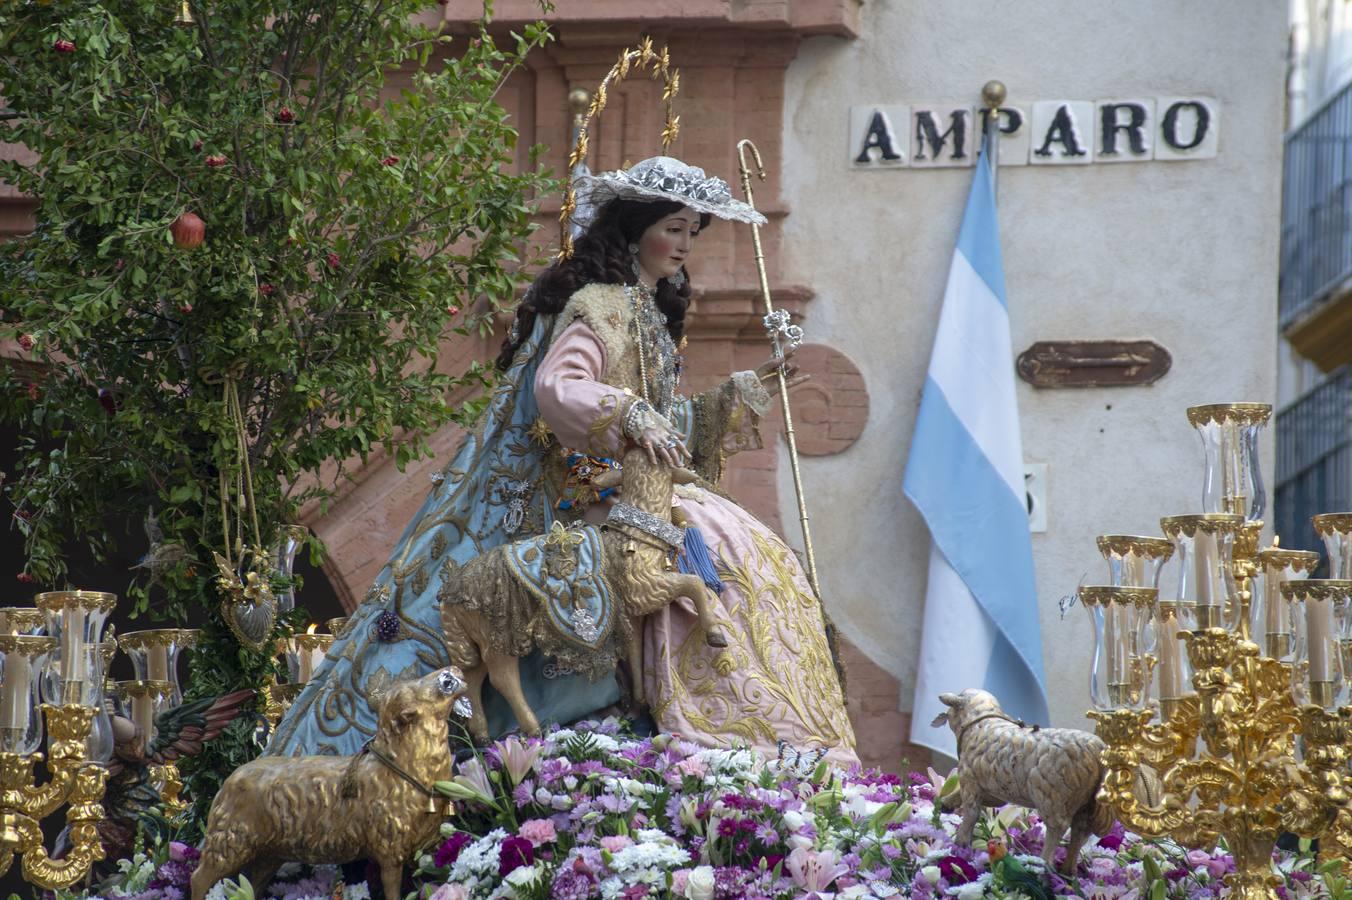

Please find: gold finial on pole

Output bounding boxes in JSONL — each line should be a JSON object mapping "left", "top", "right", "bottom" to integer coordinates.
{"left": 568, "top": 88, "right": 590, "bottom": 132}
{"left": 735, "top": 138, "right": 822, "bottom": 600}
{"left": 980, "top": 81, "right": 1006, "bottom": 196}
{"left": 981, "top": 80, "right": 1007, "bottom": 110}
{"left": 557, "top": 42, "right": 680, "bottom": 259}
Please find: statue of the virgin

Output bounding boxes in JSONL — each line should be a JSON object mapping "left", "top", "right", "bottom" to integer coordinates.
{"left": 268, "top": 156, "right": 858, "bottom": 766}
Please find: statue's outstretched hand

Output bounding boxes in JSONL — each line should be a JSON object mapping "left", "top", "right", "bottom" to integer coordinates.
{"left": 756, "top": 348, "right": 810, "bottom": 398}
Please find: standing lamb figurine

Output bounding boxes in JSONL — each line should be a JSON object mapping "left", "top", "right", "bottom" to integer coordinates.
{"left": 931, "top": 688, "right": 1112, "bottom": 874}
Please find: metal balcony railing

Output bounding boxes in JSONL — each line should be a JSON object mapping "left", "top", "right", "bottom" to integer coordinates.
{"left": 1275, "top": 367, "right": 1352, "bottom": 558}
{"left": 1279, "top": 80, "right": 1352, "bottom": 330}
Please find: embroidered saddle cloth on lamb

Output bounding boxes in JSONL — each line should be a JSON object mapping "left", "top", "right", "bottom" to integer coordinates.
{"left": 502, "top": 523, "right": 616, "bottom": 655}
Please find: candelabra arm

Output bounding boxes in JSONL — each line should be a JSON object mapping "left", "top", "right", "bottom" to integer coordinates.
{"left": 0, "top": 753, "right": 74, "bottom": 821}
{"left": 13, "top": 763, "right": 108, "bottom": 889}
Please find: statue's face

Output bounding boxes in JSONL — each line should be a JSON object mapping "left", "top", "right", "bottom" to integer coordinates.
{"left": 636, "top": 206, "right": 700, "bottom": 283}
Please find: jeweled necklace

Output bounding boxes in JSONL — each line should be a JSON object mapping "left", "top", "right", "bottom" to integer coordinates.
{"left": 627, "top": 280, "right": 677, "bottom": 416}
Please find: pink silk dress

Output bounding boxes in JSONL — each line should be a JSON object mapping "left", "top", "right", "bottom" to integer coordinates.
{"left": 535, "top": 320, "right": 859, "bottom": 766}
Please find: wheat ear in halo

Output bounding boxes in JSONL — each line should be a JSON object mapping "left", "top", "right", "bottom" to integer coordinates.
{"left": 558, "top": 38, "right": 681, "bottom": 259}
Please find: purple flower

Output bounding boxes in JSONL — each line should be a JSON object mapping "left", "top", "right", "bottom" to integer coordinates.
{"left": 434, "top": 832, "right": 472, "bottom": 868}
{"left": 1096, "top": 820, "right": 1126, "bottom": 852}
{"left": 168, "top": 842, "right": 199, "bottom": 864}
{"left": 550, "top": 866, "right": 596, "bottom": 900}
{"left": 499, "top": 834, "right": 535, "bottom": 876}
{"left": 937, "top": 855, "right": 977, "bottom": 884}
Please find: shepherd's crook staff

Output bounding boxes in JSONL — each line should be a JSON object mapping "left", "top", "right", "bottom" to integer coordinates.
{"left": 736, "top": 139, "right": 822, "bottom": 599}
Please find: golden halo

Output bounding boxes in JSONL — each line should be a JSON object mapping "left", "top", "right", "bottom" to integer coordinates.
{"left": 558, "top": 37, "right": 681, "bottom": 260}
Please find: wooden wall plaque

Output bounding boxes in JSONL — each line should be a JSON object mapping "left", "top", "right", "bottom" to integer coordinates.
{"left": 1016, "top": 340, "right": 1171, "bottom": 388}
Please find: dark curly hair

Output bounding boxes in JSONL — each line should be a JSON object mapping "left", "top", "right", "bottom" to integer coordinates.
{"left": 495, "top": 198, "right": 711, "bottom": 370}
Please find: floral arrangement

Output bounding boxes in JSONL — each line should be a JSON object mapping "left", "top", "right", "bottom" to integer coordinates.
{"left": 61, "top": 719, "right": 1351, "bottom": 900}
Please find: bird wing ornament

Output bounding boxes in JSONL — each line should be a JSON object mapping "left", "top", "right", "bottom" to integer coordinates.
{"left": 145, "top": 688, "right": 256, "bottom": 763}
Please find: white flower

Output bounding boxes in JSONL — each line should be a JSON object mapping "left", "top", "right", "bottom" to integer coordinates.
{"left": 636, "top": 828, "right": 676, "bottom": 845}
{"left": 782, "top": 810, "right": 806, "bottom": 831}
{"left": 922, "top": 865, "right": 942, "bottom": 885}
{"left": 787, "top": 833, "right": 815, "bottom": 852}
{"left": 684, "top": 865, "right": 715, "bottom": 900}
{"left": 204, "top": 881, "right": 231, "bottom": 900}
{"left": 343, "top": 883, "right": 372, "bottom": 900}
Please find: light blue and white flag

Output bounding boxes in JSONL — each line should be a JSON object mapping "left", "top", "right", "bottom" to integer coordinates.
{"left": 903, "top": 138, "right": 1049, "bottom": 759}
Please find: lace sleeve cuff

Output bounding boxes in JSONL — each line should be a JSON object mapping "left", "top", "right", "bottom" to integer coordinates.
{"left": 687, "top": 370, "right": 773, "bottom": 484}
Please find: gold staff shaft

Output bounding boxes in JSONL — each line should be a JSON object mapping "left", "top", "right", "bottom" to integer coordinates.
{"left": 735, "top": 139, "right": 821, "bottom": 599}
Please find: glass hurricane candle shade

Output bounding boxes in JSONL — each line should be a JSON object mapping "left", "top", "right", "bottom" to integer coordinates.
{"left": 1082, "top": 586, "right": 1158, "bottom": 711}
{"left": 34, "top": 591, "right": 116, "bottom": 708}
{"left": 273, "top": 525, "right": 309, "bottom": 614}
{"left": 1160, "top": 515, "right": 1243, "bottom": 631}
{"left": 1153, "top": 601, "right": 1196, "bottom": 720}
{"left": 0, "top": 607, "right": 47, "bottom": 636}
{"left": 1313, "top": 514, "right": 1352, "bottom": 579}
{"left": 119, "top": 629, "right": 198, "bottom": 707}
{"left": 1096, "top": 536, "right": 1175, "bottom": 589}
{"left": 287, "top": 632, "right": 334, "bottom": 684}
{"left": 113, "top": 680, "right": 176, "bottom": 755}
{"left": 1187, "top": 403, "right": 1271, "bottom": 522}
{"left": 1097, "top": 535, "right": 1174, "bottom": 657}
{"left": 0, "top": 635, "right": 56, "bottom": 755}
{"left": 1282, "top": 580, "right": 1352, "bottom": 709}
{"left": 1252, "top": 548, "right": 1320, "bottom": 660}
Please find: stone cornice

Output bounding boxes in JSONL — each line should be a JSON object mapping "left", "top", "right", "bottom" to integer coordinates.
{"left": 444, "top": 1, "right": 861, "bottom": 38}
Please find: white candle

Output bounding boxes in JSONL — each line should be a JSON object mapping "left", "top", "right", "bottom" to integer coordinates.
{"left": 1104, "top": 603, "right": 1123, "bottom": 701}
{"left": 132, "top": 689, "right": 155, "bottom": 751}
{"left": 1307, "top": 596, "right": 1335, "bottom": 682}
{"left": 1, "top": 652, "right": 32, "bottom": 734}
{"left": 298, "top": 644, "right": 316, "bottom": 683}
{"left": 147, "top": 643, "right": 169, "bottom": 682}
{"left": 1193, "top": 530, "right": 1218, "bottom": 620}
{"left": 1157, "top": 628, "right": 1183, "bottom": 699}
{"left": 1122, "top": 555, "right": 1144, "bottom": 588}
{"left": 61, "top": 608, "right": 86, "bottom": 702}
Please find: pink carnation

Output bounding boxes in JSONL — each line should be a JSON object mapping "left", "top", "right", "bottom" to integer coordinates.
{"left": 675, "top": 757, "right": 707, "bottom": 778}
{"left": 599, "top": 835, "right": 633, "bottom": 853}
{"left": 428, "top": 885, "right": 469, "bottom": 900}
{"left": 518, "top": 818, "right": 557, "bottom": 846}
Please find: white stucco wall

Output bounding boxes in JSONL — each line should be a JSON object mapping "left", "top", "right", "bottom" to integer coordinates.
{"left": 779, "top": 0, "right": 1287, "bottom": 745}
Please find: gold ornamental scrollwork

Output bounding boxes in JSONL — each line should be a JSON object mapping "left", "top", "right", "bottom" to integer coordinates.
{"left": 1256, "top": 547, "right": 1321, "bottom": 573}
{"left": 1159, "top": 513, "right": 1246, "bottom": 538}
{"left": 1184, "top": 402, "right": 1273, "bottom": 428}
{"left": 1078, "top": 585, "right": 1158, "bottom": 609}
{"left": 1095, "top": 535, "right": 1175, "bottom": 561}
{"left": 1312, "top": 513, "right": 1352, "bottom": 537}
{"left": 0, "top": 705, "right": 110, "bottom": 888}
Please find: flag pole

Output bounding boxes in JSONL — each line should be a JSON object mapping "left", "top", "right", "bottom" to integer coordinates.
{"left": 981, "top": 80, "right": 1006, "bottom": 197}
{"left": 735, "top": 139, "right": 823, "bottom": 600}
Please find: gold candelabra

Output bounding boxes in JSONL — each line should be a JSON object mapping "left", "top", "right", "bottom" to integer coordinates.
{"left": 118, "top": 627, "right": 199, "bottom": 813}
{"left": 1083, "top": 404, "right": 1352, "bottom": 899}
{"left": 0, "top": 590, "right": 117, "bottom": 889}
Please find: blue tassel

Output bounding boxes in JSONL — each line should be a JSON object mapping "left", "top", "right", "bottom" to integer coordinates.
{"left": 677, "top": 526, "right": 724, "bottom": 594}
